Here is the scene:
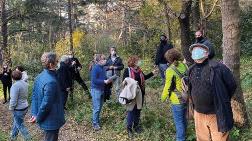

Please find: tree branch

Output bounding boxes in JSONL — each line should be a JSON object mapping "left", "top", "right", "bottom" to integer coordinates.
{"left": 204, "top": 0, "right": 219, "bottom": 19}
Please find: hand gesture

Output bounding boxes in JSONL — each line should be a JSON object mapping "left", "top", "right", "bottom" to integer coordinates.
{"left": 152, "top": 68, "right": 159, "bottom": 76}
{"left": 66, "top": 88, "right": 70, "bottom": 92}
{"left": 28, "top": 116, "right": 36, "bottom": 123}
{"left": 104, "top": 79, "right": 112, "bottom": 84}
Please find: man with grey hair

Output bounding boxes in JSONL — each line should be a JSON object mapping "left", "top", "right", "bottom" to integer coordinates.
{"left": 30, "top": 52, "right": 65, "bottom": 141}
{"left": 57, "top": 55, "right": 72, "bottom": 109}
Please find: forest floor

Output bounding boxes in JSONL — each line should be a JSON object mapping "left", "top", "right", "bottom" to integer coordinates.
{"left": 0, "top": 57, "right": 252, "bottom": 141}
{"left": 0, "top": 98, "right": 98, "bottom": 141}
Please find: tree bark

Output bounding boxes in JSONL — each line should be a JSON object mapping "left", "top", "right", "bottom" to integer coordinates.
{"left": 191, "top": 0, "right": 200, "bottom": 31}
{"left": 1, "top": 0, "right": 8, "bottom": 66}
{"left": 221, "top": 0, "right": 249, "bottom": 127}
{"left": 179, "top": 0, "right": 194, "bottom": 65}
{"left": 68, "top": 0, "right": 74, "bottom": 55}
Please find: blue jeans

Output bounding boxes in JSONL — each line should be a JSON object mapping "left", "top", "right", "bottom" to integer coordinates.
{"left": 91, "top": 88, "right": 104, "bottom": 127}
{"left": 171, "top": 104, "right": 187, "bottom": 141}
{"left": 11, "top": 109, "right": 31, "bottom": 140}
{"left": 158, "top": 64, "right": 169, "bottom": 84}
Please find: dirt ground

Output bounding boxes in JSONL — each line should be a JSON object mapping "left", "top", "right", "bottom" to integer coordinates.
{"left": 0, "top": 100, "right": 97, "bottom": 141}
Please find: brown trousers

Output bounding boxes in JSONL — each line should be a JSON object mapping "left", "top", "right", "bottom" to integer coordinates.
{"left": 194, "top": 110, "right": 229, "bottom": 141}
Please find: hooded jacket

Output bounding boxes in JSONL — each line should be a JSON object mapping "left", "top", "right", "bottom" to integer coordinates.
{"left": 195, "top": 38, "right": 215, "bottom": 59}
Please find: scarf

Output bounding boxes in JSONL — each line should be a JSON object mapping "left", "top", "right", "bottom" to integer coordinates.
{"left": 128, "top": 67, "right": 145, "bottom": 87}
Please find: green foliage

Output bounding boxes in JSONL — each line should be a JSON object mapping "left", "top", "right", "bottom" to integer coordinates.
{"left": 240, "top": 7, "right": 252, "bottom": 55}
{"left": 0, "top": 130, "right": 7, "bottom": 141}
{"left": 240, "top": 57, "right": 252, "bottom": 92}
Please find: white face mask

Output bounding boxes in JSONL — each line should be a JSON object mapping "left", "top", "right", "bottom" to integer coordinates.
{"left": 111, "top": 51, "right": 116, "bottom": 56}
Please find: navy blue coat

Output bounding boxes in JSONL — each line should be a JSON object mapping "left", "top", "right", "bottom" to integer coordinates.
{"left": 31, "top": 69, "right": 65, "bottom": 130}
{"left": 188, "top": 60, "right": 237, "bottom": 132}
{"left": 155, "top": 41, "right": 173, "bottom": 65}
{"left": 91, "top": 64, "right": 106, "bottom": 91}
{"left": 104, "top": 55, "right": 124, "bottom": 76}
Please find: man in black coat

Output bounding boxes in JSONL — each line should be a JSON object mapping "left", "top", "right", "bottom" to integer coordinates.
{"left": 195, "top": 30, "right": 215, "bottom": 59}
{"left": 57, "top": 55, "right": 72, "bottom": 109}
{"left": 69, "top": 56, "right": 90, "bottom": 97}
{"left": 104, "top": 47, "right": 124, "bottom": 100}
{"left": 188, "top": 43, "right": 236, "bottom": 141}
{"left": 155, "top": 34, "right": 173, "bottom": 84}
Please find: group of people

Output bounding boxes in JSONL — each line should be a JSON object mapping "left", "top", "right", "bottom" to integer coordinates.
{"left": 1, "top": 30, "right": 237, "bottom": 141}
{"left": 160, "top": 31, "right": 236, "bottom": 141}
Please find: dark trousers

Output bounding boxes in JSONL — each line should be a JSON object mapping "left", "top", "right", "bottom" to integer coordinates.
{"left": 3, "top": 83, "right": 11, "bottom": 101}
{"left": 44, "top": 129, "right": 59, "bottom": 141}
{"left": 62, "top": 91, "right": 68, "bottom": 107}
{"left": 74, "top": 74, "right": 89, "bottom": 91}
{"left": 127, "top": 105, "right": 141, "bottom": 131}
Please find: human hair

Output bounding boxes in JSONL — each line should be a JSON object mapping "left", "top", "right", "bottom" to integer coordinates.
{"left": 12, "top": 70, "right": 22, "bottom": 80}
{"left": 41, "top": 52, "right": 57, "bottom": 69}
{"left": 160, "top": 34, "right": 167, "bottom": 39}
{"left": 60, "top": 55, "right": 70, "bottom": 63}
{"left": 16, "top": 66, "right": 25, "bottom": 72}
{"left": 127, "top": 55, "right": 139, "bottom": 67}
{"left": 95, "top": 54, "right": 106, "bottom": 63}
{"left": 110, "top": 46, "right": 116, "bottom": 51}
{"left": 165, "top": 49, "right": 183, "bottom": 67}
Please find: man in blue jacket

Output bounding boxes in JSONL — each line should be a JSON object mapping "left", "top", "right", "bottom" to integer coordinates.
{"left": 188, "top": 43, "right": 236, "bottom": 141}
{"left": 30, "top": 52, "right": 65, "bottom": 141}
{"left": 91, "top": 54, "right": 112, "bottom": 131}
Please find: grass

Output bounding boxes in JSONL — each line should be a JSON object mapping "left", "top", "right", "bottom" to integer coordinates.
{"left": 0, "top": 56, "right": 251, "bottom": 141}
{"left": 64, "top": 56, "right": 252, "bottom": 140}
{"left": 0, "top": 130, "right": 7, "bottom": 141}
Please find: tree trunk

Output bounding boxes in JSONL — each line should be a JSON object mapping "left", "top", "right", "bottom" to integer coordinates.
{"left": 221, "top": 0, "right": 249, "bottom": 127}
{"left": 191, "top": 0, "right": 200, "bottom": 31}
{"left": 163, "top": 3, "right": 172, "bottom": 40}
{"left": 1, "top": 0, "right": 8, "bottom": 66}
{"left": 68, "top": 0, "right": 74, "bottom": 55}
{"left": 179, "top": 0, "right": 194, "bottom": 65}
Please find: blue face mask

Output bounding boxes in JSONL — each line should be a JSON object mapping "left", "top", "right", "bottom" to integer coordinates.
{"left": 191, "top": 48, "right": 207, "bottom": 60}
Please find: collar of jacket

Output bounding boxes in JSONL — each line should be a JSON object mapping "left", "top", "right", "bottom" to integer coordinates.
{"left": 44, "top": 69, "right": 57, "bottom": 75}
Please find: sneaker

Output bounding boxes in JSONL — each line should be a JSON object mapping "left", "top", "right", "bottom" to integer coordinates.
{"left": 134, "top": 127, "right": 143, "bottom": 134}
{"left": 127, "top": 129, "right": 133, "bottom": 139}
{"left": 93, "top": 125, "right": 101, "bottom": 131}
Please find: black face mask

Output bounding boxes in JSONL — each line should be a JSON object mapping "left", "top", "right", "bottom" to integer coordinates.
{"left": 160, "top": 39, "right": 167, "bottom": 44}
{"left": 196, "top": 36, "right": 204, "bottom": 42}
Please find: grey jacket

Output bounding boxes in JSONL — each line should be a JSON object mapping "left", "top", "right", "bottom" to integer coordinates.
{"left": 9, "top": 80, "right": 29, "bottom": 110}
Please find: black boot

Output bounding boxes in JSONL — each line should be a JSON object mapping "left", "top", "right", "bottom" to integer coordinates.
{"left": 127, "top": 128, "right": 133, "bottom": 139}
{"left": 134, "top": 126, "right": 143, "bottom": 134}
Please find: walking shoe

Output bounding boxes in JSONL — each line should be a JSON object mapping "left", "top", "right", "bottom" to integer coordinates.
{"left": 127, "top": 129, "right": 133, "bottom": 139}
{"left": 134, "top": 126, "right": 143, "bottom": 134}
{"left": 93, "top": 125, "right": 101, "bottom": 131}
